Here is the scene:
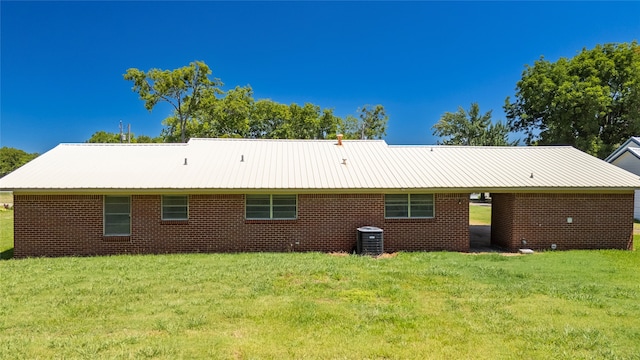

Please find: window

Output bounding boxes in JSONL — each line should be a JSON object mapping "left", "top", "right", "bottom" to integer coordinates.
{"left": 162, "top": 195, "right": 188, "bottom": 220}
{"left": 246, "top": 194, "right": 296, "bottom": 219}
{"left": 104, "top": 196, "right": 131, "bottom": 235}
{"left": 385, "top": 194, "right": 434, "bottom": 218}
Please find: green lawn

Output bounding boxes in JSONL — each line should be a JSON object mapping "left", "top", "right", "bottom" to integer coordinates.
{"left": 0, "top": 208, "right": 13, "bottom": 259}
{"left": 0, "top": 191, "right": 12, "bottom": 205}
{"left": 2, "top": 206, "right": 640, "bottom": 358}
{"left": 1, "top": 251, "right": 640, "bottom": 358}
{"left": 469, "top": 204, "right": 491, "bottom": 225}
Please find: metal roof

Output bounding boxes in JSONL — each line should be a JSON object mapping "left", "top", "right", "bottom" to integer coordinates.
{"left": 2, "top": 138, "right": 639, "bottom": 193}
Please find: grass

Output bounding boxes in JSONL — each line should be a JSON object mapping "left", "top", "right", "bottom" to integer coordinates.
{"left": 2, "top": 203, "right": 639, "bottom": 358}
{"left": 0, "top": 191, "right": 12, "bottom": 205}
{"left": 0, "top": 207, "right": 13, "bottom": 259}
{"left": 469, "top": 203, "right": 491, "bottom": 225}
{"left": 1, "top": 251, "right": 640, "bottom": 359}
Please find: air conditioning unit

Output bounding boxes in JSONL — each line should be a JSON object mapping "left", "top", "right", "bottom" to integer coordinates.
{"left": 356, "top": 226, "right": 383, "bottom": 255}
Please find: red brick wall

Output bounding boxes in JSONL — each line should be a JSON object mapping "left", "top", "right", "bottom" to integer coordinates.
{"left": 384, "top": 194, "right": 469, "bottom": 252}
{"left": 490, "top": 194, "right": 514, "bottom": 249}
{"left": 14, "top": 195, "right": 103, "bottom": 257}
{"left": 13, "top": 193, "right": 470, "bottom": 257}
{"left": 491, "top": 193, "right": 634, "bottom": 251}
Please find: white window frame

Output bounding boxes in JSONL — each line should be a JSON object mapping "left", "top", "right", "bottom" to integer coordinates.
{"left": 104, "top": 195, "right": 131, "bottom": 236}
{"left": 162, "top": 195, "right": 189, "bottom": 220}
{"left": 384, "top": 194, "right": 434, "bottom": 219}
{"left": 245, "top": 194, "right": 297, "bottom": 220}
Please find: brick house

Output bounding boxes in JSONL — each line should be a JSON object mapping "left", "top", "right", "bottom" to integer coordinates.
{"left": 1, "top": 138, "right": 638, "bottom": 257}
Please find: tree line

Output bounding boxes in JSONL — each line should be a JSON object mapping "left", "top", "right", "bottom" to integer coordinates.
{"left": 3, "top": 41, "right": 639, "bottom": 176}
{"left": 0, "top": 147, "right": 38, "bottom": 178}
{"left": 88, "top": 61, "right": 388, "bottom": 144}
{"left": 433, "top": 42, "right": 640, "bottom": 157}
{"left": 112, "top": 41, "right": 640, "bottom": 159}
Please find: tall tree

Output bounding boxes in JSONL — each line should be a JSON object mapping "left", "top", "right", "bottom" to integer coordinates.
{"left": 339, "top": 115, "right": 361, "bottom": 140}
{"left": 288, "top": 103, "right": 321, "bottom": 139}
{"left": 504, "top": 42, "right": 640, "bottom": 158}
{"left": 432, "top": 103, "right": 517, "bottom": 146}
{"left": 0, "top": 147, "right": 38, "bottom": 177}
{"left": 316, "top": 108, "right": 341, "bottom": 139}
{"left": 167, "top": 85, "right": 256, "bottom": 140}
{"left": 124, "top": 61, "right": 222, "bottom": 143}
{"left": 248, "top": 99, "right": 291, "bottom": 139}
{"left": 122, "top": 61, "right": 392, "bottom": 142}
{"left": 210, "top": 85, "right": 254, "bottom": 138}
{"left": 337, "top": 106, "right": 389, "bottom": 140}
{"left": 357, "top": 105, "right": 388, "bottom": 140}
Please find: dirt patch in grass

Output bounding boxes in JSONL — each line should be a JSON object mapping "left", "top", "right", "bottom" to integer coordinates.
{"left": 467, "top": 251, "right": 524, "bottom": 257}
{"left": 327, "top": 252, "right": 399, "bottom": 259}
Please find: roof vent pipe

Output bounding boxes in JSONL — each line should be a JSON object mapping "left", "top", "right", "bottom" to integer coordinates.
{"left": 337, "top": 134, "right": 343, "bottom": 146}
{"left": 184, "top": 158, "right": 188, "bottom": 165}
{"left": 241, "top": 155, "right": 244, "bottom": 162}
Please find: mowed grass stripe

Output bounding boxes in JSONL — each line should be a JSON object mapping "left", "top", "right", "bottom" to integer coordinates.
{"left": 1, "top": 250, "right": 640, "bottom": 359}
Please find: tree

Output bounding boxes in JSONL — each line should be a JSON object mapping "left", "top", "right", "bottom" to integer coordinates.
{"left": 135, "top": 135, "right": 163, "bottom": 143}
{"left": 287, "top": 103, "right": 321, "bottom": 139}
{"left": 339, "top": 105, "right": 388, "bottom": 140}
{"left": 164, "top": 85, "right": 255, "bottom": 140}
{"left": 316, "top": 108, "right": 341, "bottom": 139}
{"left": 432, "top": 103, "right": 517, "bottom": 146}
{"left": 86, "top": 131, "right": 122, "bottom": 143}
{"left": 86, "top": 130, "right": 163, "bottom": 143}
{"left": 208, "top": 85, "right": 254, "bottom": 138}
{"left": 0, "top": 147, "right": 38, "bottom": 177}
{"left": 339, "top": 115, "right": 361, "bottom": 139}
{"left": 357, "top": 105, "right": 388, "bottom": 139}
{"left": 123, "top": 61, "right": 392, "bottom": 142}
{"left": 124, "top": 61, "right": 222, "bottom": 143}
{"left": 504, "top": 42, "right": 640, "bottom": 158}
{"left": 248, "top": 99, "right": 291, "bottom": 138}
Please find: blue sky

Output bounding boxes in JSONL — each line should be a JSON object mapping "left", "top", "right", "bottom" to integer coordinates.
{"left": 1, "top": 1, "right": 639, "bottom": 154}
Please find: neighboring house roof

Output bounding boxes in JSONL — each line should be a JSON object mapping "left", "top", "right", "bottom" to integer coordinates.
{"left": 624, "top": 147, "right": 640, "bottom": 161}
{"left": 604, "top": 136, "right": 640, "bottom": 163}
{"left": 2, "top": 138, "right": 639, "bottom": 193}
{"left": 608, "top": 147, "right": 640, "bottom": 177}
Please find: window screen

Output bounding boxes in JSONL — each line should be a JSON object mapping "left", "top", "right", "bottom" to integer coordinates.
{"left": 162, "top": 195, "right": 188, "bottom": 220}
{"left": 385, "top": 194, "right": 433, "bottom": 218}
{"left": 104, "top": 196, "right": 131, "bottom": 235}
{"left": 246, "top": 194, "right": 296, "bottom": 219}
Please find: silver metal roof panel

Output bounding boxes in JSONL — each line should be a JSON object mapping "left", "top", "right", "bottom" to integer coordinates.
{"left": 2, "top": 138, "right": 639, "bottom": 192}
